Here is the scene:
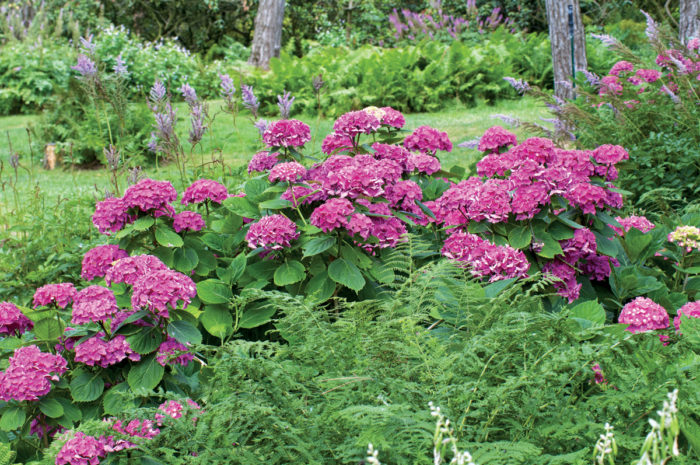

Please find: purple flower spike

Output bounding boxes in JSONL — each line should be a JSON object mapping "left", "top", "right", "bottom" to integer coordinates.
{"left": 241, "top": 84, "right": 259, "bottom": 117}
{"left": 72, "top": 54, "right": 97, "bottom": 77}
{"left": 179, "top": 83, "right": 198, "bottom": 107}
{"left": 113, "top": 54, "right": 128, "bottom": 76}
{"left": 503, "top": 77, "right": 529, "bottom": 94}
{"left": 277, "top": 90, "right": 295, "bottom": 119}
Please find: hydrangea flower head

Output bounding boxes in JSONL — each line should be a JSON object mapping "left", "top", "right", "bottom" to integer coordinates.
{"left": 322, "top": 132, "right": 354, "bottom": 155}
{"left": 609, "top": 60, "right": 634, "bottom": 76}
{"left": 81, "top": 245, "right": 128, "bottom": 281}
{"left": 131, "top": 269, "right": 197, "bottom": 319}
{"left": 74, "top": 334, "right": 140, "bottom": 368}
{"left": 157, "top": 336, "right": 193, "bottom": 366}
{"left": 105, "top": 254, "right": 168, "bottom": 286}
{"left": 173, "top": 211, "right": 205, "bottom": 233}
{"left": 372, "top": 143, "right": 410, "bottom": 166}
{"left": 123, "top": 179, "right": 177, "bottom": 213}
{"left": 333, "top": 111, "right": 381, "bottom": 137}
{"left": 404, "top": 126, "right": 452, "bottom": 154}
{"left": 92, "top": 197, "right": 131, "bottom": 235}
{"left": 248, "top": 151, "right": 279, "bottom": 173}
{"left": 71, "top": 286, "right": 119, "bottom": 325}
{"left": 592, "top": 144, "right": 629, "bottom": 165}
{"left": 674, "top": 301, "right": 700, "bottom": 331}
{"left": 634, "top": 68, "right": 661, "bottom": 83}
{"left": 0, "top": 345, "right": 67, "bottom": 401}
{"left": 618, "top": 297, "right": 669, "bottom": 333}
{"left": 310, "top": 198, "right": 355, "bottom": 232}
{"left": 477, "top": 126, "right": 517, "bottom": 153}
{"left": 406, "top": 152, "right": 441, "bottom": 175}
{"left": 55, "top": 432, "right": 109, "bottom": 465}
{"left": 442, "top": 231, "right": 530, "bottom": 282}
{"left": 0, "top": 301, "right": 33, "bottom": 336}
{"left": 668, "top": 225, "right": 700, "bottom": 252}
{"left": 158, "top": 400, "right": 184, "bottom": 419}
{"left": 599, "top": 75, "right": 623, "bottom": 96}
{"left": 612, "top": 215, "right": 655, "bottom": 236}
{"left": 262, "top": 119, "right": 311, "bottom": 147}
{"left": 379, "top": 106, "right": 405, "bottom": 128}
{"left": 268, "top": 162, "right": 306, "bottom": 183}
{"left": 245, "top": 214, "right": 299, "bottom": 251}
{"left": 33, "top": 283, "right": 77, "bottom": 309}
{"left": 181, "top": 179, "right": 228, "bottom": 205}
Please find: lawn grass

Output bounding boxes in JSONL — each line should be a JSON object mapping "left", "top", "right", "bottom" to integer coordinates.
{"left": 0, "top": 97, "right": 548, "bottom": 231}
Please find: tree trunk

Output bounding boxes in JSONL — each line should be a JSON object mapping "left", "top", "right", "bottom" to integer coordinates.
{"left": 248, "top": 0, "right": 285, "bottom": 69}
{"left": 545, "top": 0, "right": 587, "bottom": 100}
{"left": 679, "top": 0, "right": 699, "bottom": 44}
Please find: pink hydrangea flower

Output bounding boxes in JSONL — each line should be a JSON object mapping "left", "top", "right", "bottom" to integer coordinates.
{"left": 158, "top": 400, "right": 184, "bottom": 419}
{"left": 634, "top": 68, "right": 662, "bottom": 83}
{"left": 442, "top": 231, "right": 530, "bottom": 282}
{"left": 262, "top": 119, "right": 311, "bottom": 147}
{"left": 0, "top": 345, "right": 67, "bottom": 401}
{"left": 404, "top": 125, "right": 452, "bottom": 154}
{"left": 310, "top": 198, "right": 355, "bottom": 232}
{"left": 674, "top": 301, "right": 700, "bottom": 332}
{"left": 599, "top": 75, "right": 623, "bottom": 96}
{"left": 477, "top": 126, "right": 517, "bottom": 153}
{"left": 74, "top": 334, "right": 140, "bottom": 368}
{"left": 687, "top": 38, "right": 700, "bottom": 50}
{"left": 181, "top": 179, "right": 228, "bottom": 205}
{"left": 30, "top": 415, "right": 65, "bottom": 439}
{"left": 123, "top": 179, "right": 177, "bottom": 213}
{"left": 0, "top": 301, "right": 33, "bottom": 336}
{"left": 268, "top": 162, "right": 306, "bottom": 183}
{"left": 245, "top": 214, "right": 299, "bottom": 251}
{"left": 33, "top": 283, "right": 77, "bottom": 309}
{"left": 580, "top": 254, "right": 618, "bottom": 281}
{"left": 248, "top": 151, "right": 279, "bottom": 173}
{"left": 173, "top": 211, "right": 205, "bottom": 233}
{"left": 618, "top": 297, "right": 670, "bottom": 333}
{"left": 131, "top": 270, "right": 197, "bottom": 319}
{"left": 564, "top": 183, "right": 609, "bottom": 215}
{"left": 81, "top": 245, "right": 128, "bottom": 281}
{"left": 668, "top": 225, "right": 700, "bottom": 252}
{"left": 384, "top": 180, "right": 423, "bottom": 211}
{"left": 561, "top": 228, "right": 597, "bottom": 258}
{"left": 112, "top": 419, "right": 160, "bottom": 439}
{"left": 105, "top": 255, "right": 168, "bottom": 286}
{"left": 609, "top": 60, "right": 634, "bottom": 76}
{"left": 333, "top": 111, "right": 381, "bottom": 137}
{"left": 281, "top": 185, "right": 325, "bottom": 206}
{"left": 55, "top": 432, "right": 107, "bottom": 465}
{"left": 542, "top": 259, "right": 581, "bottom": 303}
{"left": 372, "top": 143, "right": 410, "bottom": 167}
{"left": 71, "top": 285, "right": 119, "bottom": 325}
{"left": 347, "top": 213, "right": 374, "bottom": 240}
{"left": 321, "top": 133, "right": 354, "bottom": 155}
{"left": 592, "top": 144, "right": 629, "bottom": 165}
{"left": 406, "top": 152, "right": 441, "bottom": 175}
{"left": 92, "top": 197, "right": 131, "bottom": 235}
{"left": 157, "top": 337, "right": 193, "bottom": 366}
{"left": 379, "top": 106, "right": 405, "bottom": 128}
{"left": 612, "top": 215, "right": 655, "bottom": 236}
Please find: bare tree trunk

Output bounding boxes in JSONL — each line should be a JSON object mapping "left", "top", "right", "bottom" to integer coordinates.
{"left": 248, "top": 0, "right": 285, "bottom": 69}
{"left": 679, "top": 0, "right": 700, "bottom": 44}
{"left": 545, "top": 0, "right": 587, "bottom": 100}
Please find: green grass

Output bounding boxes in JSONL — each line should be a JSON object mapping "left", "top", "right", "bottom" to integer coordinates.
{"left": 0, "top": 97, "right": 548, "bottom": 231}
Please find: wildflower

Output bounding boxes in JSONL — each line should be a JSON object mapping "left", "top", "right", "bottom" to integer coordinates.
{"left": 113, "top": 54, "right": 128, "bottom": 76}
{"left": 173, "top": 211, "right": 205, "bottom": 233}
{"left": 188, "top": 104, "right": 206, "bottom": 145}
{"left": 179, "top": 83, "right": 198, "bottom": 107}
{"left": 248, "top": 151, "right": 279, "bottom": 173}
{"left": 674, "top": 301, "right": 700, "bottom": 331}
{"left": 641, "top": 10, "right": 658, "bottom": 42}
{"left": 105, "top": 254, "right": 168, "bottom": 286}
{"left": 92, "top": 197, "right": 131, "bottom": 235}
{"left": 254, "top": 118, "right": 270, "bottom": 136}
{"left": 72, "top": 54, "right": 97, "bottom": 77}
{"left": 262, "top": 119, "right": 311, "bottom": 147}
{"left": 404, "top": 125, "right": 452, "bottom": 154}
{"left": 312, "top": 74, "right": 325, "bottom": 93}
{"left": 269, "top": 162, "right": 306, "bottom": 183}
{"left": 477, "top": 126, "right": 517, "bottom": 153}
{"left": 123, "top": 179, "right": 177, "bottom": 213}
{"left": 333, "top": 111, "right": 381, "bottom": 138}
{"left": 149, "top": 79, "right": 167, "bottom": 105}
{"left": 458, "top": 138, "right": 481, "bottom": 149}
{"left": 219, "top": 73, "right": 236, "bottom": 102}
{"left": 181, "top": 179, "right": 228, "bottom": 205}
{"left": 503, "top": 76, "right": 529, "bottom": 93}
{"left": 246, "top": 215, "right": 299, "bottom": 251}
{"left": 310, "top": 198, "right": 355, "bottom": 232}
{"left": 582, "top": 69, "right": 601, "bottom": 86}
{"left": 0, "top": 345, "right": 67, "bottom": 402}
{"left": 71, "top": 286, "right": 119, "bottom": 325}
{"left": 131, "top": 269, "right": 197, "bottom": 319}
{"left": 618, "top": 297, "right": 669, "bottom": 333}
{"left": 156, "top": 337, "right": 193, "bottom": 366}
{"left": 277, "top": 90, "right": 295, "bottom": 118}
{"left": 33, "top": 283, "right": 77, "bottom": 309}
{"left": 0, "top": 301, "right": 33, "bottom": 336}
{"left": 590, "top": 33, "right": 618, "bottom": 47}
{"left": 241, "top": 84, "right": 259, "bottom": 116}
{"left": 668, "top": 225, "right": 700, "bottom": 252}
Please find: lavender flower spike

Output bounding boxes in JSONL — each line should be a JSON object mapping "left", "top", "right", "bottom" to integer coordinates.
{"left": 150, "top": 80, "right": 166, "bottom": 105}
{"left": 219, "top": 73, "right": 236, "bottom": 100}
{"left": 581, "top": 69, "right": 600, "bottom": 87}
{"left": 640, "top": 10, "right": 658, "bottom": 42}
{"left": 188, "top": 105, "right": 206, "bottom": 145}
{"left": 241, "top": 84, "right": 259, "bottom": 117}
{"left": 72, "top": 54, "right": 97, "bottom": 77}
{"left": 277, "top": 90, "right": 295, "bottom": 119}
{"left": 79, "top": 34, "right": 96, "bottom": 54}
{"left": 590, "top": 33, "right": 618, "bottom": 48}
{"left": 457, "top": 138, "right": 480, "bottom": 149}
{"left": 503, "top": 76, "right": 529, "bottom": 94}
{"left": 113, "top": 54, "right": 128, "bottom": 76}
{"left": 179, "top": 83, "right": 198, "bottom": 107}
{"left": 254, "top": 119, "right": 270, "bottom": 136}
{"left": 490, "top": 114, "right": 521, "bottom": 127}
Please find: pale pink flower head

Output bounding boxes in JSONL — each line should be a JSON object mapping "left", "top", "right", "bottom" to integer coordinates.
{"left": 618, "top": 297, "right": 669, "bottom": 333}
{"left": 0, "top": 345, "right": 67, "bottom": 401}
{"left": 157, "top": 336, "right": 193, "bottom": 366}
{"left": 92, "top": 196, "right": 131, "bottom": 235}
{"left": 123, "top": 178, "right": 177, "bottom": 213}
{"left": 609, "top": 60, "right": 634, "bottom": 76}
{"left": 55, "top": 432, "right": 107, "bottom": 465}
{"left": 379, "top": 106, "right": 405, "bottom": 128}
{"left": 131, "top": 269, "right": 197, "bottom": 319}
{"left": 245, "top": 214, "right": 299, "bottom": 251}
{"left": 262, "top": 119, "right": 311, "bottom": 147}
{"left": 173, "top": 211, "right": 205, "bottom": 233}
{"left": 333, "top": 111, "right": 381, "bottom": 137}
{"left": 268, "top": 161, "right": 306, "bottom": 183}
{"left": 71, "top": 285, "right": 119, "bottom": 325}
{"left": 310, "top": 198, "right": 355, "bottom": 232}
{"left": 477, "top": 126, "right": 517, "bottom": 153}
{"left": 33, "top": 283, "right": 77, "bottom": 309}
{"left": 0, "top": 301, "right": 33, "bottom": 336}
{"left": 158, "top": 400, "right": 184, "bottom": 419}
{"left": 321, "top": 132, "right": 354, "bottom": 155}
{"left": 248, "top": 151, "right": 279, "bottom": 173}
{"left": 592, "top": 144, "right": 629, "bottom": 165}
{"left": 442, "top": 231, "right": 529, "bottom": 282}
{"left": 406, "top": 152, "right": 441, "bottom": 175}
{"left": 181, "top": 179, "right": 228, "bottom": 205}
{"left": 81, "top": 244, "right": 128, "bottom": 281}
{"left": 404, "top": 125, "right": 452, "bottom": 154}
{"left": 105, "top": 254, "right": 168, "bottom": 286}
{"left": 668, "top": 225, "right": 700, "bottom": 252}
{"left": 674, "top": 301, "right": 700, "bottom": 331}
{"left": 612, "top": 215, "right": 655, "bottom": 236}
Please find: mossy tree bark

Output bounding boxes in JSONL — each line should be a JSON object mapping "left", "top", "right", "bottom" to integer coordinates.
{"left": 248, "top": 0, "right": 286, "bottom": 69}
{"left": 679, "top": 0, "right": 699, "bottom": 44}
{"left": 545, "top": 0, "right": 587, "bottom": 100}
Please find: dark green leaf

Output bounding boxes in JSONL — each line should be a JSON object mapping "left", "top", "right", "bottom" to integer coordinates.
{"left": 200, "top": 305, "right": 233, "bottom": 339}
{"left": 39, "top": 398, "right": 64, "bottom": 418}
{"left": 103, "top": 382, "right": 138, "bottom": 415}
{"left": 167, "top": 320, "right": 202, "bottom": 345}
{"left": 304, "top": 270, "right": 336, "bottom": 303}
{"left": 274, "top": 260, "right": 306, "bottom": 286}
{"left": 70, "top": 370, "right": 104, "bottom": 402}
{"left": 155, "top": 226, "right": 184, "bottom": 248}
{"left": 0, "top": 407, "right": 25, "bottom": 431}
{"left": 126, "top": 326, "right": 164, "bottom": 354}
{"left": 508, "top": 226, "right": 531, "bottom": 249}
{"left": 132, "top": 216, "right": 155, "bottom": 231}
{"left": 34, "top": 317, "right": 65, "bottom": 340}
{"left": 302, "top": 236, "right": 336, "bottom": 258}
{"left": 127, "top": 354, "right": 164, "bottom": 392}
{"left": 197, "top": 279, "right": 233, "bottom": 304}
{"left": 328, "top": 258, "right": 365, "bottom": 291}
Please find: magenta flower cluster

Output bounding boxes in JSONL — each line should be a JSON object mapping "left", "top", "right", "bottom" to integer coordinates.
{"left": 674, "top": 301, "right": 700, "bottom": 331}
{"left": 0, "top": 345, "right": 67, "bottom": 401}
{"left": 0, "top": 301, "right": 33, "bottom": 335}
{"left": 404, "top": 125, "right": 453, "bottom": 154}
{"left": 33, "top": 283, "right": 77, "bottom": 309}
{"left": 269, "top": 161, "right": 307, "bottom": 183}
{"left": 612, "top": 215, "right": 655, "bottom": 236}
{"left": 74, "top": 334, "right": 140, "bottom": 368}
{"left": 105, "top": 254, "right": 169, "bottom": 286}
{"left": 181, "top": 179, "right": 229, "bottom": 205}
{"left": 173, "top": 211, "right": 205, "bottom": 233}
{"left": 123, "top": 178, "right": 177, "bottom": 213}
{"left": 157, "top": 337, "right": 194, "bottom": 366}
{"left": 71, "top": 286, "right": 119, "bottom": 325}
{"left": 248, "top": 151, "right": 280, "bottom": 174}
{"left": 131, "top": 269, "right": 197, "bottom": 319}
{"left": 442, "top": 231, "right": 530, "bottom": 282}
{"left": 618, "top": 297, "right": 669, "bottom": 333}
{"left": 246, "top": 214, "right": 299, "bottom": 252}
{"left": 81, "top": 245, "right": 128, "bottom": 281}
{"left": 262, "top": 119, "right": 311, "bottom": 147}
